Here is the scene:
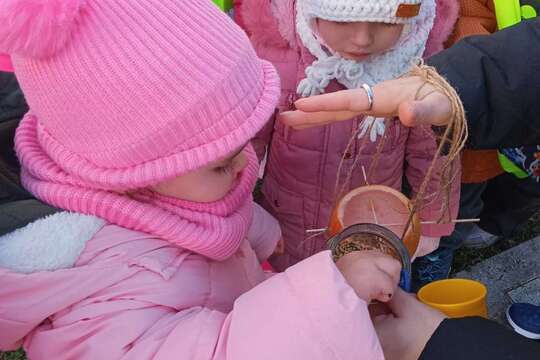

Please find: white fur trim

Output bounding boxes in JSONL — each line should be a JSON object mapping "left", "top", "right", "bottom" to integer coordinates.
{"left": 296, "top": 0, "right": 436, "bottom": 96}
{"left": 0, "top": 212, "right": 105, "bottom": 273}
{"left": 271, "top": 0, "right": 297, "bottom": 48}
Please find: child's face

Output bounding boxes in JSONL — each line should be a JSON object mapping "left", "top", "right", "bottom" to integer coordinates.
{"left": 152, "top": 145, "right": 248, "bottom": 202}
{"left": 317, "top": 19, "right": 404, "bottom": 61}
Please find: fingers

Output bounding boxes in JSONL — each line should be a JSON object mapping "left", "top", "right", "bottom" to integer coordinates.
{"left": 374, "top": 256, "right": 402, "bottom": 286}
{"left": 398, "top": 92, "right": 452, "bottom": 127}
{"left": 369, "top": 302, "right": 392, "bottom": 318}
{"left": 294, "top": 77, "right": 418, "bottom": 115}
{"left": 295, "top": 88, "right": 372, "bottom": 113}
{"left": 384, "top": 288, "right": 417, "bottom": 316}
{"left": 362, "top": 252, "right": 402, "bottom": 303}
{"left": 280, "top": 109, "right": 360, "bottom": 129}
{"left": 373, "top": 270, "right": 398, "bottom": 303}
{"left": 336, "top": 251, "right": 404, "bottom": 303}
{"left": 282, "top": 75, "right": 454, "bottom": 129}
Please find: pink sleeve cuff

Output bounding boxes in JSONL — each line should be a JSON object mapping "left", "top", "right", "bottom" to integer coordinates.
{"left": 225, "top": 251, "right": 385, "bottom": 360}
{"left": 247, "top": 203, "right": 281, "bottom": 262}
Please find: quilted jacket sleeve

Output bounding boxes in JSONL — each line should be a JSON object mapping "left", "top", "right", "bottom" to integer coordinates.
{"left": 247, "top": 202, "right": 281, "bottom": 262}
{"left": 217, "top": 251, "right": 384, "bottom": 360}
{"left": 0, "top": 252, "right": 384, "bottom": 360}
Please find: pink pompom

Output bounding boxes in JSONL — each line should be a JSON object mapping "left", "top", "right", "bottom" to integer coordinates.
{"left": 0, "top": 54, "right": 14, "bottom": 72}
{"left": 0, "top": 0, "right": 87, "bottom": 59}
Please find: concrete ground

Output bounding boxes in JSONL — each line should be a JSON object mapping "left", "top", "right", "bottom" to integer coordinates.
{"left": 454, "top": 236, "right": 540, "bottom": 323}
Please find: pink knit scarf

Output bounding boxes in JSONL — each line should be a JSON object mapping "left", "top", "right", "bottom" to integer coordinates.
{"left": 16, "top": 114, "right": 257, "bottom": 261}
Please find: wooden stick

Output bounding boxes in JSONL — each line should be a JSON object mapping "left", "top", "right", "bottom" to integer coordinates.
{"left": 306, "top": 228, "right": 328, "bottom": 234}
{"left": 305, "top": 219, "right": 480, "bottom": 233}
{"left": 361, "top": 166, "right": 369, "bottom": 185}
{"left": 381, "top": 218, "right": 480, "bottom": 227}
{"left": 370, "top": 200, "right": 379, "bottom": 224}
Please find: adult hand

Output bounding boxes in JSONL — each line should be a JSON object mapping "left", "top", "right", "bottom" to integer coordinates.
{"left": 336, "top": 250, "right": 402, "bottom": 303}
{"left": 372, "top": 288, "right": 446, "bottom": 360}
{"left": 280, "top": 76, "right": 452, "bottom": 129}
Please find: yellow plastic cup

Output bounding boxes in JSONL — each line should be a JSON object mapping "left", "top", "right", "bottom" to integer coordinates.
{"left": 417, "top": 279, "right": 488, "bottom": 318}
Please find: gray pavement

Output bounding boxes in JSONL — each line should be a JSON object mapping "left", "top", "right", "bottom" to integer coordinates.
{"left": 454, "top": 236, "right": 540, "bottom": 323}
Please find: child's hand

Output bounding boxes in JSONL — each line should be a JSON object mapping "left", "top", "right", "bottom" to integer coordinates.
{"left": 336, "top": 250, "right": 402, "bottom": 303}
{"left": 273, "top": 237, "right": 285, "bottom": 256}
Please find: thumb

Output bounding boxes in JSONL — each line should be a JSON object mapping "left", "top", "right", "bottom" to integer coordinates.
{"left": 384, "top": 288, "right": 416, "bottom": 316}
{"left": 398, "top": 92, "right": 452, "bottom": 127}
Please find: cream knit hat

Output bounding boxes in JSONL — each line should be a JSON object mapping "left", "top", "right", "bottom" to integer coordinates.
{"left": 296, "top": 0, "right": 436, "bottom": 97}
{"left": 302, "top": 0, "right": 423, "bottom": 25}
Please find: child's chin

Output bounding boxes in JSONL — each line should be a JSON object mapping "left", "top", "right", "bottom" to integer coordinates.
{"left": 338, "top": 51, "right": 372, "bottom": 61}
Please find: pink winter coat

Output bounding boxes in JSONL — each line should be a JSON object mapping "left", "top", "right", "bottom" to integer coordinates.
{"left": 0, "top": 205, "right": 384, "bottom": 359}
{"left": 238, "top": 0, "right": 461, "bottom": 270}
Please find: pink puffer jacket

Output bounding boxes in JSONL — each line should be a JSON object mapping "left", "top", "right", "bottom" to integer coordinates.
{"left": 0, "top": 206, "right": 383, "bottom": 359}
{"left": 238, "top": 0, "right": 461, "bottom": 271}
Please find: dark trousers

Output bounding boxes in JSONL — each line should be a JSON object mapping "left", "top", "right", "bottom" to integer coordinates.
{"left": 440, "top": 173, "right": 540, "bottom": 252}
{"left": 412, "top": 173, "right": 540, "bottom": 290}
{"left": 480, "top": 173, "right": 540, "bottom": 236}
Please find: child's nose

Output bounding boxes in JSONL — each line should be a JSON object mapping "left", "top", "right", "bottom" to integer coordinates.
{"left": 351, "top": 23, "right": 373, "bottom": 48}
{"left": 233, "top": 152, "right": 248, "bottom": 174}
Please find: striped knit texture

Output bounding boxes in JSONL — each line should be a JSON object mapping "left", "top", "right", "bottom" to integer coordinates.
{"left": 13, "top": 0, "right": 280, "bottom": 260}
{"left": 13, "top": 0, "right": 279, "bottom": 189}
{"left": 17, "top": 115, "right": 259, "bottom": 260}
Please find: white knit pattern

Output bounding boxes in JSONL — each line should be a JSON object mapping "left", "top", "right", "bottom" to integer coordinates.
{"left": 304, "top": 0, "right": 423, "bottom": 24}
{"left": 296, "top": 0, "right": 436, "bottom": 94}
{"left": 358, "top": 117, "right": 386, "bottom": 142}
{"left": 296, "top": 0, "right": 436, "bottom": 141}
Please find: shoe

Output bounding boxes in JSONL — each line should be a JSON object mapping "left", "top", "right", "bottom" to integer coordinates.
{"left": 506, "top": 303, "right": 540, "bottom": 340}
{"left": 411, "top": 248, "right": 453, "bottom": 292}
{"left": 462, "top": 224, "right": 500, "bottom": 249}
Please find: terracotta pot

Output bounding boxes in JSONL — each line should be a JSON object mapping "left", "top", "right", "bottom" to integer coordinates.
{"left": 328, "top": 185, "right": 421, "bottom": 258}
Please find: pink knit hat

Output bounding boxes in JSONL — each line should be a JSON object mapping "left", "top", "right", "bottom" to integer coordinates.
{"left": 1, "top": 0, "right": 280, "bottom": 260}
{"left": 1, "top": 0, "right": 279, "bottom": 190}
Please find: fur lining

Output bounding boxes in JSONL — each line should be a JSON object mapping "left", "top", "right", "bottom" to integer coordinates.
{"left": 0, "top": 212, "right": 105, "bottom": 273}
{"left": 239, "top": 0, "right": 295, "bottom": 48}
{"left": 425, "top": 0, "right": 460, "bottom": 56}
{"left": 271, "top": 0, "right": 296, "bottom": 47}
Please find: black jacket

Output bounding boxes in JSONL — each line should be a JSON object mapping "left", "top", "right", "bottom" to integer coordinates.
{"left": 427, "top": 19, "right": 540, "bottom": 149}
{"left": 421, "top": 317, "right": 540, "bottom": 359}
{"left": 424, "top": 21, "right": 540, "bottom": 356}
{"left": 0, "top": 72, "right": 29, "bottom": 202}
{"left": 0, "top": 72, "right": 57, "bottom": 236}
